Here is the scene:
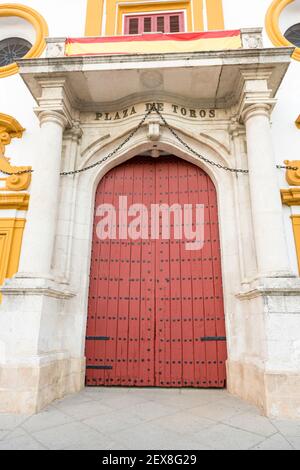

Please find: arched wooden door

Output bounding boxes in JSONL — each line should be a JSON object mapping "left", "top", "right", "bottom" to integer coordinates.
{"left": 85, "top": 155, "right": 227, "bottom": 388}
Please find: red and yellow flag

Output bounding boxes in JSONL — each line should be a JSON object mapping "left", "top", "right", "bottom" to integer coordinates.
{"left": 65, "top": 31, "right": 241, "bottom": 56}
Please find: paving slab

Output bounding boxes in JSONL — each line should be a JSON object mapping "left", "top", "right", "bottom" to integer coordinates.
{"left": 222, "top": 411, "right": 278, "bottom": 437}
{"left": 0, "top": 388, "right": 299, "bottom": 450}
{"left": 252, "top": 434, "right": 294, "bottom": 450}
{"left": 31, "top": 421, "right": 113, "bottom": 451}
{"left": 21, "top": 408, "right": 75, "bottom": 433}
{"left": 192, "top": 423, "right": 264, "bottom": 450}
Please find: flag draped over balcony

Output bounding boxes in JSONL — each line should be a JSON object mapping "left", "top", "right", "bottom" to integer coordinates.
{"left": 65, "top": 31, "right": 242, "bottom": 56}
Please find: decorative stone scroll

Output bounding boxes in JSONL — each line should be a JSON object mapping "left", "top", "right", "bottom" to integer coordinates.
{"left": 0, "top": 113, "right": 31, "bottom": 191}
{"left": 284, "top": 160, "right": 300, "bottom": 186}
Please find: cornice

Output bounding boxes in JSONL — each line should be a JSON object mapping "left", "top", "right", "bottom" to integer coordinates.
{"left": 281, "top": 188, "right": 300, "bottom": 206}
{"left": 0, "top": 193, "right": 30, "bottom": 210}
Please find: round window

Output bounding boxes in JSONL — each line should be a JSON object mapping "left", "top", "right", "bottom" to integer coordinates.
{"left": 284, "top": 23, "right": 300, "bottom": 48}
{"left": 0, "top": 37, "right": 32, "bottom": 67}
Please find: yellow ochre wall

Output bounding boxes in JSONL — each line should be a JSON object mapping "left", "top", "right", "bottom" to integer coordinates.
{"left": 291, "top": 215, "right": 300, "bottom": 274}
{"left": 85, "top": 0, "right": 224, "bottom": 36}
{"left": 0, "top": 218, "right": 26, "bottom": 286}
{"left": 0, "top": 195, "right": 29, "bottom": 300}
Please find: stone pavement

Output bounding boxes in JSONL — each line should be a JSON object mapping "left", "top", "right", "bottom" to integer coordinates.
{"left": 0, "top": 388, "right": 299, "bottom": 450}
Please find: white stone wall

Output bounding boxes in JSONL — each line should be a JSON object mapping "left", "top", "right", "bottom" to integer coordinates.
{"left": 0, "top": 16, "right": 36, "bottom": 43}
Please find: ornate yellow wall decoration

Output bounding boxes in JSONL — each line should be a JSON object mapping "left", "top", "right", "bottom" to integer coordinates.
{"left": 85, "top": 0, "right": 224, "bottom": 37}
{"left": 283, "top": 160, "right": 300, "bottom": 186}
{"left": 281, "top": 188, "right": 300, "bottom": 205}
{"left": 0, "top": 113, "right": 30, "bottom": 298}
{"left": 265, "top": 0, "right": 300, "bottom": 61}
{"left": 0, "top": 193, "right": 29, "bottom": 297}
{"left": 0, "top": 4, "right": 49, "bottom": 78}
{"left": 281, "top": 190, "right": 300, "bottom": 274}
{"left": 0, "top": 218, "right": 26, "bottom": 291}
{"left": 0, "top": 112, "right": 31, "bottom": 191}
{"left": 291, "top": 215, "right": 300, "bottom": 273}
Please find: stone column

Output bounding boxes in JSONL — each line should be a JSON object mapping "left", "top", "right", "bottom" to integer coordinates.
{"left": 0, "top": 80, "right": 83, "bottom": 414}
{"left": 242, "top": 103, "right": 292, "bottom": 278}
{"left": 18, "top": 110, "right": 68, "bottom": 277}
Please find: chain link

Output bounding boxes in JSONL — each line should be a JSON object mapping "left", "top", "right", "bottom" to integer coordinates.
{"left": 60, "top": 105, "right": 152, "bottom": 176}
{"left": 1, "top": 104, "right": 298, "bottom": 176}
{"left": 0, "top": 168, "right": 34, "bottom": 176}
{"left": 153, "top": 107, "right": 249, "bottom": 174}
{"left": 61, "top": 104, "right": 250, "bottom": 176}
{"left": 276, "top": 164, "right": 298, "bottom": 171}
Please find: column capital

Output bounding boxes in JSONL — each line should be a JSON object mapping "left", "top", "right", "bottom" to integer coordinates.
{"left": 228, "top": 116, "right": 246, "bottom": 138}
{"left": 236, "top": 68, "right": 277, "bottom": 123}
{"left": 37, "top": 110, "right": 69, "bottom": 129}
{"left": 64, "top": 121, "right": 83, "bottom": 142}
{"left": 34, "top": 76, "right": 74, "bottom": 128}
{"left": 241, "top": 103, "right": 274, "bottom": 124}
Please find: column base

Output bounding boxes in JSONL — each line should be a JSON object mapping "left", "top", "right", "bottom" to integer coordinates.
{"left": 231, "top": 276, "right": 300, "bottom": 419}
{"left": 0, "top": 273, "right": 81, "bottom": 414}
{"left": 0, "top": 273, "right": 76, "bottom": 299}
{"left": 227, "top": 360, "right": 300, "bottom": 419}
{"left": 0, "top": 355, "right": 85, "bottom": 415}
{"left": 237, "top": 275, "right": 300, "bottom": 299}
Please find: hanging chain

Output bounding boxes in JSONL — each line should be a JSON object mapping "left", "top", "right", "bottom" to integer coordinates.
{"left": 276, "top": 164, "right": 298, "bottom": 171}
{"left": 1, "top": 104, "right": 298, "bottom": 176}
{"left": 153, "top": 106, "right": 249, "bottom": 174}
{"left": 0, "top": 167, "right": 34, "bottom": 176}
{"left": 61, "top": 104, "right": 249, "bottom": 176}
{"left": 60, "top": 105, "right": 153, "bottom": 176}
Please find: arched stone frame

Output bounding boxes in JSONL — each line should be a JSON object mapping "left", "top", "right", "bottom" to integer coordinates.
{"left": 56, "top": 123, "right": 245, "bottom": 385}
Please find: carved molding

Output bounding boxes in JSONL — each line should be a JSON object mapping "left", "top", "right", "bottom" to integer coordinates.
{"left": 240, "top": 28, "right": 264, "bottom": 49}
{"left": 0, "top": 113, "right": 31, "bottom": 191}
{"left": 284, "top": 160, "right": 300, "bottom": 186}
{"left": 0, "top": 193, "right": 30, "bottom": 210}
{"left": 281, "top": 188, "right": 300, "bottom": 206}
{"left": 147, "top": 119, "right": 160, "bottom": 141}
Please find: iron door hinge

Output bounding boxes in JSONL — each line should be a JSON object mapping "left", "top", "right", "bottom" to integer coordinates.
{"left": 201, "top": 336, "right": 226, "bottom": 342}
{"left": 86, "top": 336, "right": 110, "bottom": 341}
{"left": 86, "top": 365, "right": 113, "bottom": 370}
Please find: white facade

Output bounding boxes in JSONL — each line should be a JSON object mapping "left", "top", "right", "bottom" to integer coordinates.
{"left": 1, "top": 1, "right": 300, "bottom": 418}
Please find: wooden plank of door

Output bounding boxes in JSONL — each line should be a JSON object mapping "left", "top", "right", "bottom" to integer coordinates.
{"left": 140, "top": 158, "right": 155, "bottom": 386}
{"left": 117, "top": 162, "right": 133, "bottom": 386}
{"left": 168, "top": 158, "right": 183, "bottom": 387}
{"left": 105, "top": 164, "right": 123, "bottom": 385}
{"left": 178, "top": 160, "right": 194, "bottom": 386}
{"left": 94, "top": 173, "right": 112, "bottom": 386}
{"left": 202, "top": 174, "right": 219, "bottom": 387}
{"left": 208, "top": 182, "right": 227, "bottom": 387}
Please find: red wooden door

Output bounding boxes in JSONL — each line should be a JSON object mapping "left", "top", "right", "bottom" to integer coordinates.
{"left": 85, "top": 156, "right": 227, "bottom": 388}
